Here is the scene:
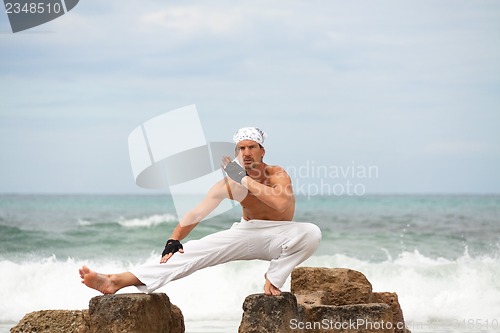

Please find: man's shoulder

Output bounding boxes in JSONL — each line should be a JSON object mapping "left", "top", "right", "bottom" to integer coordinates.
{"left": 265, "top": 164, "right": 287, "bottom": 172}
{"left": 265, "top": 165, "right": 291, "bottom": 178}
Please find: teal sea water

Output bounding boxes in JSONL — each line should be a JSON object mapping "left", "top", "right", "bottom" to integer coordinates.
{"left": 1, "top": 194, "right": 499, "bottom": 332}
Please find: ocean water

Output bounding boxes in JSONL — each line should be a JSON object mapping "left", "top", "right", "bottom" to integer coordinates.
{"left": 1, "top": 194, "right": 499, "bottom": 333}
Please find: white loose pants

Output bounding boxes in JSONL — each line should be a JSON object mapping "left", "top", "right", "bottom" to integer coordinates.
{"left": 130, "top": 219, "right": 322, "bottom": 293}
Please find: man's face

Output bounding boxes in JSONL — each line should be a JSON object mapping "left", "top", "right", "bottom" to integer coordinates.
{"left": 235, "top": 140, "right": 265, "bottom": 169}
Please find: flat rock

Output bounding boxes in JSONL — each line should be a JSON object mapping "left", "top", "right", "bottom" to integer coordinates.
{"left": 238, "top": 292, "right": 301, "bottom": 333}
{"left": 89, "top": 293, "right": 183, "bottom": 333}
{"left": 10, "top": 310, "right": 90, "bottom": 333}
{"left": 292, "top": 267, "right": 373, "bottom": 306}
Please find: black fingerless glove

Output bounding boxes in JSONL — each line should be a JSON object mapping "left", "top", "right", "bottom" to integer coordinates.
{"left": 162, "top": 239, "right": 183, "bottom": 257}
{"left": 224, "top": 161, "right": 247, "bottom": 184}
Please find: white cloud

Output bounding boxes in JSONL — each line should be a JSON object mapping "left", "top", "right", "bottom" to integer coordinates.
{"left": 139, "top": 6, "right": 245, "bottom": 35}
{"left": 423, "top": 142, "right": 492, "bottom": 157}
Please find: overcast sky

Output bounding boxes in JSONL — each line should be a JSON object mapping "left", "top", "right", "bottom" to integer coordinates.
{"left": 1, "top": 0, "right": 499, "bottom": 194}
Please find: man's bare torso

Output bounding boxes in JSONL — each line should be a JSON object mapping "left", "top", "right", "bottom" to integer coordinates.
{"left": 224, "top": 164, "right": 295, "bottom": 221}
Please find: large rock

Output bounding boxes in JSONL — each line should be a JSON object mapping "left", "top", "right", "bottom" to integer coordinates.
{"left": 10, "top": 310, "right": 90, "bottom": 333}
{"left": 291, "top": 267, "right": 373, "bottom": 306}
{"left": 10, "top": 293, "right": 184, "bottom": 333}
{"left": 238, "top": 292, "right": 301, "bottom": 333}
{"left": 89, "top": 293, "right": 183, "bottom": 333}
{"left": 238, "top": 268, "right": 410, "bottom": 333}
{"left": 292, "top": 267, "right": 410, "bottom": 333}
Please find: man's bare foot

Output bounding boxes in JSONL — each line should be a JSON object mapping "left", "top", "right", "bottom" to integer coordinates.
{"left": 79, "top": 265, "right": 119, "bottom": 294}
{"left": 264, "top": 275, "right": 282, "bottom": 296}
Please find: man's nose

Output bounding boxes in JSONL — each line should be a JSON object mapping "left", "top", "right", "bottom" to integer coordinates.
{"left": 241, "top": 148, "right": 251, "bottom": 156}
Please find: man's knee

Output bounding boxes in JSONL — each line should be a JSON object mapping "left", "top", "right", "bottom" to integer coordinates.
{"left": 305, "top": 223, "right": 322, "bottom": 242}
{"left": 300, "top": 223, "right": 322, "bottom": 251}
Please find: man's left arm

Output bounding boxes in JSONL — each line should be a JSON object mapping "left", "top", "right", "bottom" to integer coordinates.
{"left": 241, "top": 168, "right": 293, "bottom": 212}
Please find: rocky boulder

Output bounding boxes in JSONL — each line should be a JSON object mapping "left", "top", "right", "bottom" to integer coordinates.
{"left": 10, "top": 293, "right": 184, "bottom": 333}
{"left": 89, "top": 293, "right": 184, "bottom": 333}
{"left": 239, "top": 267, "right": 410, "bottom": 333}
{"left": 10, "top": 310, "right": 90, "bottom": 333}
{"left": 238, "top": 292, "right": 301, "bottom": 333}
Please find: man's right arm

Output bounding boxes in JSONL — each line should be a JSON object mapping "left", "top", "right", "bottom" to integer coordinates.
{"left": 160, "top": 179, "right": 228, "bottom": 263}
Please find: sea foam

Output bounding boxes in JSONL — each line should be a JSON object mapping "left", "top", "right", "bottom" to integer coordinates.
{"left": 77, "top": 213, "right": 178, "bottom": 228}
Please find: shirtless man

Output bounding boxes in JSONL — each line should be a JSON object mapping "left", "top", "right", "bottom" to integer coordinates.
{"left": 79, "top": 127, "right": 321, "bottom": 296}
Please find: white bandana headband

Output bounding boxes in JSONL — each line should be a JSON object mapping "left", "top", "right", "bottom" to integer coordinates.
{"left": 232, "top": 127, "right": 267, "bottom": 146}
